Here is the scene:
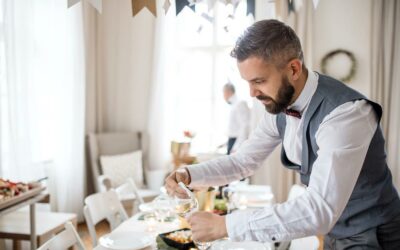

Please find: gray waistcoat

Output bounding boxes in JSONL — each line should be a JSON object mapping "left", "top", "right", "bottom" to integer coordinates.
{"left": 276, "top": 74, "right": 400, "bottom": 238}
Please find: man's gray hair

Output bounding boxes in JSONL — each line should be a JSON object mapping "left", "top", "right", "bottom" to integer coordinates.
{"left": 231, "top": 19, "right": 304, "bottom": 69}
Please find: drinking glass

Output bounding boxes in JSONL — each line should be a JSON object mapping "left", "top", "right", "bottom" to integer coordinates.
{"left": 173, "top": 182, "right": 212, "bottom": 250}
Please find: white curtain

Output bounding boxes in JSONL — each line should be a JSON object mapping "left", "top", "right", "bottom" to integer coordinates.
{"left": 370, "top": 0, "right": 400, "bottom": 189}
{"left": 0, "top": 0, "right": 86, "bottom": 218}
{"left": 147, "top": 0, "right": 178, "bottom": 171}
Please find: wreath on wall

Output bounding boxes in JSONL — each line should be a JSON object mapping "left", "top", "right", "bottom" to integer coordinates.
{"left": 321, "top": 49, "right": 357, "bottom": 83}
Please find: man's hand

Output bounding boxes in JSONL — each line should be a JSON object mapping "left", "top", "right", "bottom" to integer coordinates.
{"left": 165, "top": 167, "right": 191, "bottom": 198}
{"left": 187, "top": 211, "right": 228, "bottom": 242}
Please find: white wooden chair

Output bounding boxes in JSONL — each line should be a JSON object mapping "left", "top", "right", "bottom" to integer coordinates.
{"left": 36, "top": 222, "right": 85, "bottom": 250}
{"left": 83, "top": 190, "right": 128, "bottom": 247}
{"left": 87, "top": 132, "right": 159, "bottom": 207}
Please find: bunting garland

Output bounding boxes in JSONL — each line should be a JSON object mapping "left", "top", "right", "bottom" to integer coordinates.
{"left": 132, "top": 0, "right": 157, "bottom": 17}
{"left": 163, "top": 0, "right": 171, "bottom": 14}
{"left": 68, "top": 0, "right": 102, "bottom": 13}
{"left": 207, "top": 0, "right": 217, "bottom": 11}
{"left": 246, "top": 0, "right": 255, "bottom": 17}
{"left": 313, "top": 0, "right": 320, "bottom": 9}
{"left": 176, "top": 0, "right": 195, "bottom": 15}
{"left": 67, "top": 0, "right": 320, "bottom": 18}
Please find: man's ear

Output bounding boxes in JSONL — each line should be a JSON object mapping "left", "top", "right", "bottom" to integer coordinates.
{"left": 287, "top": 59, "right": 303, "bottom": 81}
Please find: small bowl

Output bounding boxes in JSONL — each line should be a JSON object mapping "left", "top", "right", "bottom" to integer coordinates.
{"left": 159, "top": 228, "right": 195, "bottom": 250}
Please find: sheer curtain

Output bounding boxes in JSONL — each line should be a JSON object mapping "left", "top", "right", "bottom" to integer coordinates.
{"left": 0, "top": 0, "right": 86, "bottom": 218}
{"left": 147, "top": 0, "right": 178, "bottom": 171}
{"left": 370, "top": 0, "right": 400, "bottom": 189}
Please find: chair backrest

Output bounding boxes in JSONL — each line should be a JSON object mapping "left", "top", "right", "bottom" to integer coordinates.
{"left": 287, "top": 184, "right": 306, "bottom": 201}
{"left": 37, "top": 222, "right": 85, "bottom": 250}
{"left": 289, "top": 236, "right": 320, "bottom": 250}
{"left": 83, "top": 190, "right": 128, "bottom": 247}
{"left": 87, "top": 132, "right": 148, "bottom": 192}
{"left": 115, "top": 178, "right": 145, "bottom": 205}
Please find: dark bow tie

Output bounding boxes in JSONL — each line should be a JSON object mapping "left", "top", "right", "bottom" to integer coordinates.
{"left": 284, "top": 109, "right": 302, "bottom": 119}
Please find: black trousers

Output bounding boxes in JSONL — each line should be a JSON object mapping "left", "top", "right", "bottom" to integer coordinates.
{"left": 227, "top": 137, "right": 237, "bottom": 155}
{"left": 324, "top": 214, "right": 400, "bottom": 250}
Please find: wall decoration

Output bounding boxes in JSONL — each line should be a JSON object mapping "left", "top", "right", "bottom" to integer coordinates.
{"left": 321, "top": 49, "right": 357, "bottom": 83}
{"left": 68, "top": 0, "right": 102, "bottom": 13}
{"left": 313, "top": 0, "right": 320, "bottom": 9}
{"left": 163, "top": 0, "right": 171, "bottom": 14}
{"left": 246, "top": 0, "right": 255, "bottom": 17}
{"left": 176, "top": 0, "right": 195, "bottom": 15}
{"left": 132, "top": 0, "right": 157, "bottom": 17}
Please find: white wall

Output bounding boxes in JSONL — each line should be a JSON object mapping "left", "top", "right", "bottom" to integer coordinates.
{"left": 313, "top": 0, "right": 372, "bottom": 97}
{"left": 96, "top": 0, "right": 155, "bottom": 132}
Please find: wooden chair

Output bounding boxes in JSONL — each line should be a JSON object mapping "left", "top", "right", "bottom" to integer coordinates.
{"left": 0, "top": 211, "right": 77, "bottom": 249}
{"left": 87, "top": 132, "right": 159, "bottom": 209}
{"left": 83, "top": 190, "right": 128, "bottom": 247}
{"left": 36, "top": 221, "right": 85, "bottom": 250}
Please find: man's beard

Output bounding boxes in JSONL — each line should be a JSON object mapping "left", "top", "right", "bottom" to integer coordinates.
{"left": 256, "top": 76, "right": 295, "bottom": 114}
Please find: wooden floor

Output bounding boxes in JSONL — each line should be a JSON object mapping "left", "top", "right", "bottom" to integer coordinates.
{"left": 77, "top": 221, "right": 110, "bottom": 250}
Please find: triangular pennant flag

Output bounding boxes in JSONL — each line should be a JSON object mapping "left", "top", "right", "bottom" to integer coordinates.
{"left": 294, "top": 0, "right": 303, "bottom": 12}
{"left": 132, "top": 0, "right": 157, "bottom": 17}
{"left": 207, "top": 0, "right": 216, "bottom": 11}
{"left": 246, "top": 0, "right": 255, "bottom": 17}
{"left": 67, "top": 0, "right": 80, "bottom": 8}
{"left": 163, "top": 0, "right": 171, "bottom": 14}
{"left": 176, "top": 0, "right": 195, "bottom": 15}
{"left": 313, "top": 0, "right": 320, "bottom": 9}
{"left": 232, "top": 0, "right": 240, "bottom": 13}
{"left": 87, "top": 0, "right": 102, "bottom": 13}
{"left": 288, "top": 0, "right": 295, "bottom": 14}
{"left": 67, "top": 0, "right": 102, "bottom": 13}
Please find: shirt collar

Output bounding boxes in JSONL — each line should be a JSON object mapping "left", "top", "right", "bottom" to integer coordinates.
{"left": 288, "top": 70, "right": 319, "bottom": 113}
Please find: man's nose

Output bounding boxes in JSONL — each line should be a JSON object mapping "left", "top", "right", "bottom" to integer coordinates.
{"left": 249, "top": 86, "right": 260, "bottom": 97}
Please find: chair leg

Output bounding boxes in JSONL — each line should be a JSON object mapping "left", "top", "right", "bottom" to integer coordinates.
{"left": 12, "top": 240, "right": 21, "bottom": 250}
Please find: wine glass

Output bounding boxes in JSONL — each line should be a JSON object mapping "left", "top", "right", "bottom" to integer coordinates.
{"left": 173, "top": 182, "right": 212, "bottom": 250}
{"left": 152, "top": 194, "right": 174, "bottom": 223}
{"left": 173, "top": 182, "right": 198, "bottom": 216}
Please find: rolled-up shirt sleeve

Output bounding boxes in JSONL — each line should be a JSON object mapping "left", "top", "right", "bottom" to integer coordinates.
{"left": 187, "top": 112, "right": 281, "bottom": 188}
{"left": 226, "top": 100, "right": 378, "bottom": 242}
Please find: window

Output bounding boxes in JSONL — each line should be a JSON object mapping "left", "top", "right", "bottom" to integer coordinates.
{"left": 172, "top": 1, "right": 254, "bottom": 153}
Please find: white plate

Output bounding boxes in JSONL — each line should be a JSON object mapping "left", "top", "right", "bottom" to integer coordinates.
{"left": 138, "top": 202, "right": 155, "bottom": 212}
{"left": 211, "top": 240, "right": 271, "bottom": 250}
{"left": 99, "top": 231, "right": 153, "bottom": 250}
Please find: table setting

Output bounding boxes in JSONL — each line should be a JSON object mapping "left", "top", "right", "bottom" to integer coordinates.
{"left": 94, "top": 183, "right": 274, "bottom": 250}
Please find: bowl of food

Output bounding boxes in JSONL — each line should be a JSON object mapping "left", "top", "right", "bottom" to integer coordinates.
{"left": 159, "top": 228, "right": 195, "bottom": 250}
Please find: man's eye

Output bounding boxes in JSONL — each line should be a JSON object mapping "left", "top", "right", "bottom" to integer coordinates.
{"left": 255, "top": 80, "right": 265, "bottom": 84}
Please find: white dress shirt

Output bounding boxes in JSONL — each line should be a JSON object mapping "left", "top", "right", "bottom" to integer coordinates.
{"left": 227, "top": 94, "right": 250, "bottom": 151}
{"left": 187, "top": 71, "right": 378, "bottom": 242}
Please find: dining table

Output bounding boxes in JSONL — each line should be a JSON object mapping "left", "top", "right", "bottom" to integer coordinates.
{"left": 94, "top": 183, "right": 276, "bottom": 250}
{"left": 93, "top": 210, "right": 274, "bottom": 250}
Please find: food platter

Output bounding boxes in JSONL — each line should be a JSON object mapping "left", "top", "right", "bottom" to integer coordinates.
{"left": 0, "top": 181, "right": 45, "bottom": 211}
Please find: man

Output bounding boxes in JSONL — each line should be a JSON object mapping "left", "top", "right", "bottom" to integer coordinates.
{"left": 222, "top": 83, "right": 250, "bottom": 155}
{"left": 166, "top": 19, "right": 400, "bottom": 249}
